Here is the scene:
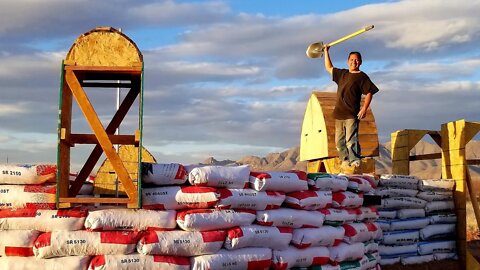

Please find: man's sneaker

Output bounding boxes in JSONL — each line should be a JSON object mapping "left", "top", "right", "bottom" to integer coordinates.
{"left": 350, "top": 160, "right": 361, "bottom": 168}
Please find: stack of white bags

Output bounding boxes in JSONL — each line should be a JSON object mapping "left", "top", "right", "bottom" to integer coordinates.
{"left": 376, "top": 175, "right": 457, "bottom": 266}
{"left": 140, "top": 164, "right": 383, "bottom": 270}
{"left": 0, "top": 163, "right": 95, "bottom": 270}
{"left": 0, "top": 162, "right": 384, "bottom": 270}
{"left": 0, "top": 162, "right": 458, "bottom": 270}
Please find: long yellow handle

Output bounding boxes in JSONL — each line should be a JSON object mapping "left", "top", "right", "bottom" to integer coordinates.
{"left": 327, "top": 25, "right": 374, "bottom": 47}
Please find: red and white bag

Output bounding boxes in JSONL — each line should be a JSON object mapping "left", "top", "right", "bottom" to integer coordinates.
{"left": 0, "top": 256, "right": 91, "bottom": 270}
{"left": 216, "top": 189, "right": 285, "bottom": 210}
{"left": 342, "top": 222, "right": 380, "bottom": 244}
{"left": 137, "top": 230, "right": 226, "bottom": 256}
{"left": 256, "top": 208, "right": 325, "bottom": 228}
{"left": 320, "top": 208, "right": 357, "bottom": 226}
{"left": 142, "top": 186, "right": 219, "bottom": 210}
{"left": 272, "top": 246, "right": 330, "bottom": 269}
{"left": 190, "top": 247, "right": 272, "bottom": 270}
{"left": 89, "top": 254, "right": 190, "bottom": 270}
{"left": 0, "top": 208, "right": 87, "bottom": 231}
{"left": 0, "top": 164, "right": 56, "bottom": 184}
{"left": 34, "top": 231, "right": 141, "bottom": 258}
{"left": 331, "top": 191, "right": 363, "bottom": 209}
{"left": 0, "top": 184, "right": 56, "bottom": 209}
{"left": 291, "top": 226, "right": 344, "bottom": 249}
{"left": 349, "top": 174, "right": 378, "bottom": 189}
{"left": 346, "top": 175, "right": 374, "bottom": 193}
{"left": 88, "top": 254, "right": 190, "bottom": 270}
{"left": 284, "top": 190, "right": 332, "bottom": 210}
{"left": 328, "top": 242, "right": 364, "bottom": 264}
{"left": 0, "top": 230, "right": 40, "bottom": 257}
{"left": 142, "top": 163, "right": 188, "bottom": 185}
{"left": 189, "top": 165, "right": 250, "bottom": 188}
{"left": 307, "top": 173, "right": 348, "bottom": 192}
{"left": 379, "top": 175, "right": 418, "bottom": 190}
{"left": 85, "top": 209, "right": 176, "bottom": 231}
{"left": 250, "top": 171, "right": 308, "bottom": 192}
{"left": 356, "top": 206, "right": 379, "bottom": 222}
{"left": 177, "top": 209, "right": 256, "bottom": 231}
{"left": 225, "top": 225, "right": 292, "bottom": 250}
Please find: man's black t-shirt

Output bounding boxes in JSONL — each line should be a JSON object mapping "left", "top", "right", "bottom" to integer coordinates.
{"left": 332, "top": 68, "right": 379, "bottom": 120}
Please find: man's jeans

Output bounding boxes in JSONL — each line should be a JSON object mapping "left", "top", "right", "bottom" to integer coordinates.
{"left": 335, "top": 118, "right": 361, "bottom": 163}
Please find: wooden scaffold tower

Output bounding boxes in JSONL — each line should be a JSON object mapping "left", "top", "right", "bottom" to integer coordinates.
{"left": 56, "top": 27, "right": 144, "bottom": 208}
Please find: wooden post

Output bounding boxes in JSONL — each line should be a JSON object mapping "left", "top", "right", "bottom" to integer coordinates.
{"left": 441, "top": 119, "right": 480, "bottom": 269}
{"left": 391, "top": 129, "right": 441, "bottom": 175}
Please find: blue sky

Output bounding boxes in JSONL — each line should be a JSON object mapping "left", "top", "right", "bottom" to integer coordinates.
{"left": 0, "top": 0, "right": 479, "bottom": 170}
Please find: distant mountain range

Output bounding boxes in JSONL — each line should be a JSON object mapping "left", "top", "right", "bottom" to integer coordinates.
{"left": 200, "top": 140, "right": 480, "bottom": 179}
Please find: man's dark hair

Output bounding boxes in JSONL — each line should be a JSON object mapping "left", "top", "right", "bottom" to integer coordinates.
{"left": 348, "top": 51, "right": 362, "bottom": 62}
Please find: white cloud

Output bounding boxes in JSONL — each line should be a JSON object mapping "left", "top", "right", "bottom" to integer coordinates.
{"left": 129, "top": 0, "right": 230, "bottom": 25}
{"left": 422, "top": 81, "right": 480, "bottom": 93}
{"left": 0, "top": 103, "right": 29, "bottom": 116}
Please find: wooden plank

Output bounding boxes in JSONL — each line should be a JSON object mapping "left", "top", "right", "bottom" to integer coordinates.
{"left": 65, "top": 70, "right": 138, "bottom": 200}
{"left": 65, "top": 65, "right": 142, "bottom": 73}
{"left": 468, "top": 159, "right": 480, "bottom": 165}
{"left": 442, "top": 149, "right": 468, "bottom": 166}
{"left": 466, "top": 168, "right": 480, "bottom": 232}
{"left": 307, "top": 160, "right": 323, "bottom": 173}
{"left": 428, "top": 132, "right": 442, "bottom": 147}
{"left": 82, "top": 82, "right": 132, "bottom": 88}
{"left": 362, "top": 147, "right": 379, "bottom": 157}
{"left": 467, "top": 250, "right": 480, "bottom": 270}
{"left": 409, "top": 153, "right": 442, "bottom": 161}
{"left": 442, "top": 165, "right": 467, "bottom": 181}
{"left": 465, "top": 121, "right": 480, "bottom": 143}
{"left": 59, "top": 197, "right": 132, "bottom": 204}
{"left": 392, "top": 161, "right": 410, "bottom": 175}
{"left": 58, "top": 74, "right": 73, "bottom": 208}
{"left": 443, "top": 120, "right": 467, "bottom": 151}
{"left": 392, "top": 147, "right": 410, "bottom": 161}
{"left": 68, "top": 81, "right": 140, "bottom": 197}
{"left": 70, "top": 134, "right": 136, "bottom": 145}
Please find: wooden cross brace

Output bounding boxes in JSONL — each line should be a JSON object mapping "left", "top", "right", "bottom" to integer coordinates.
{"left": 58, "top": 66, "right": 143, "bottom": 208}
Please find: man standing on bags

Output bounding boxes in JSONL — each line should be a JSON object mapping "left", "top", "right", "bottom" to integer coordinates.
{"left": 324, "top": 45, "right": 379, "bottom": 170}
